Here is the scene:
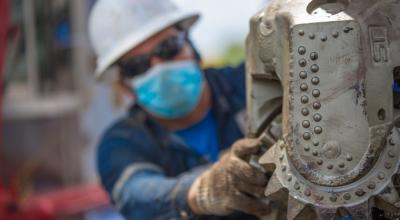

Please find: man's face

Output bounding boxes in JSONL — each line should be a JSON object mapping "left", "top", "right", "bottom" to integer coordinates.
{"left": 118, "top": 27, "right": 196, "bottom": 79}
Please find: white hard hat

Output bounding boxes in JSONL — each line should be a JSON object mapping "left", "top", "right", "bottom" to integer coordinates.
{"left": 89, "top": 0, "right": 200, "bottom": 79}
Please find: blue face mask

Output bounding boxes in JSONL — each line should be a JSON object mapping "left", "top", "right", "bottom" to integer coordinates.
{"left": 131, "top": 61, "right": 204, "bottom": 119}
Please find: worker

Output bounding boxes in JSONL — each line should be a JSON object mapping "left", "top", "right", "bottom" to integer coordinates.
{"left": 89, "top": 0, "right": 269, "bottom": 219}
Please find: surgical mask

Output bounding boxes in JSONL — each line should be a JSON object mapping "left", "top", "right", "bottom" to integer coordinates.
{"left": 131, "top": 60, "right": 204, "bottom": 119}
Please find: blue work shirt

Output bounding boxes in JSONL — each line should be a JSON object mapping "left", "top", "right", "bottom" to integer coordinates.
{"left": 97, "top": 64, "right": 258, "bottom": 220}
{"left": 174, "top": 110, "right": 219, "bottom": 162}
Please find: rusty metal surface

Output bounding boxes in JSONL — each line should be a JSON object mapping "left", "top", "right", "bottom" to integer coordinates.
{"left": 246, "top": 0, "right": 400, "bottom": 219}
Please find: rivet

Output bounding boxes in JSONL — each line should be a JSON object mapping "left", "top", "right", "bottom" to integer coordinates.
{"left": 310, "top": 52, "right": 318, "bottom": 61}
{"left": 302, "top": 120, "right": 311, "bottom": 128}
{"left": 281, "top": 165, "right": 287, "bottom": 172}
{"left": 368, "top": 182, "right": 376, "bottom": 189}
{"left": 356, "top": 189, "right": 366, "bottom": 197}
{"left": 301, "top": 96, "right": 309, "bottom": 104}
{"left": 338, "top": 162, "right": 345, "bottom": 168}
{"left": 303, "top": 132, "right": 311, "bottom": 140}
{"left": 330, "top": 195, "right": 337, "bottom": 202}
{"left": 321, "top": 35, "right": 328, "bottom": 41}
{"left": 279, "top": 154, "right": 284, "bottom": 161}
{"left": 343, "top": 193, "right": 351, "bottom": 200}
{"left": 312, "top": 89, "right": 321, "bottom": 98}
{"left": 304, "top": 146, "right": 310, "bottom": 152}
{"left": 299, "top": 71, "right": 307, "bottom": 79}
{"left": 389, "top": 138, "right": 395, "bottom": 146}
{"left": 327, "top": 164, "right": 333, "bottom": 169}
{"left": 294, "top": 182, "right": 301, "bottom": 190}
{"left": 298, "top": 46, "right": 306, "bottom": 55}
{"left": 313, "top": 102, "right": 321, "bottom": 110}
{"left": 313, "top": 140, "right": 319, "bottom": 146}
{"left": 313, "top": 113, "right": 322, "bottom": 122}
{"left": 311, "top": 64, "right": 319, "bottom": 73}
{"left": 299, "top": 30, "right": 305, "bottom": 36}
{"left": 304, "top": 190, "right": 311, "bottom": 197}
{"left": 287, "top": 175, "right": 292, "bottom": 182}
{"left": 317, "top": 159, "right": 323, "bottom": 165}
{"left": 309, "top": 33, "right": 315, "bottom": 39}
{"left": 343, "top": 27, "right": 352, "bottom": 33}
{"left": 332, "top": 31, "right": 339, "bottom": 38}
{"left": 302, "top": 108, "right": 310, "bottom": 116}
{"left": 314, "top": 126, "right": 323, "bottom": 134}
{"left": 346, "top": 154, "right": 353, "bottom": 161}
{"left": 299, "top": 59, "right": 307, "bottom": 67}
{"left": 388, "top": 151, "right": 395, "bottom": 158}
{"left": 378, "top": 172, "right": 385, "bottom": 180}
{"left": 312, "top": 150, "right": 318, "bottom": 156}
{"left": 385, "top": 163, "right": 392, "bottom": 169}
{"left": 300, "top": 83, "right": 308, "bottom": 91}
{"left": 311, "top": 77, "right": 320, "bottom": 85}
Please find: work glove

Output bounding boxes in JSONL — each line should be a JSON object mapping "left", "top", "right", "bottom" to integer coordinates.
{"left": 188, "top": 138, "right": 269, "bottom": 216}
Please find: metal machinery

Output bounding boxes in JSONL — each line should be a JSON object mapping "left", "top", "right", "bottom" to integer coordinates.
{"left": 246, "top": 0, "right": 400, "bottom": 219}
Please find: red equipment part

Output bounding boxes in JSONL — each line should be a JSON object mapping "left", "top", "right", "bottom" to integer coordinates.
{"left": 0, "top": 3, "right": 111, "bottom": 220}
{"left": 0, "top": 184, "right": 110, "bottom": 220}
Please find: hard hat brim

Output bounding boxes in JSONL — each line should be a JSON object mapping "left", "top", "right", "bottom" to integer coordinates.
{"left": 95, "top": 11, "right": 200, "bottom": 80}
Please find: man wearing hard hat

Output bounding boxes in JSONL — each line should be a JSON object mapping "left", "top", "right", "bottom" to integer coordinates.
{"left": 89, "top": 0, "right": 269, "bottom": 219}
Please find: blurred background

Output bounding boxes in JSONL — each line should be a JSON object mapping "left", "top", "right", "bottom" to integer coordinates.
{"left": 0, "top": 0, "right": 268, "bottom": 219}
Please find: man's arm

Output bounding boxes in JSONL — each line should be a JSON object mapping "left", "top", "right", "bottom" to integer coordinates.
{"left": 97, "top": 124, "right": 204, "bottom": 219}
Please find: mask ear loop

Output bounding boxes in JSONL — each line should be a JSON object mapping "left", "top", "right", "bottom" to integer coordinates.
{"left": 118, "top": 76, "right": 137, "bottom": 102}
{"left": 176, "top": 24, "right": 202, "bottom": 63}
{"left": 186, "top": 37, "right": 202, "bottom": 63}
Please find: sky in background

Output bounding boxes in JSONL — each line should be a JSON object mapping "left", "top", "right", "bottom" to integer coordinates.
{"left": 173, "top": 0, "right": 270, "bottom": 59}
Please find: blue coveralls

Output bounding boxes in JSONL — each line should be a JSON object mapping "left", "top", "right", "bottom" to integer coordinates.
{"left": 97, "top": 64, "right": 259, "bottom": 220}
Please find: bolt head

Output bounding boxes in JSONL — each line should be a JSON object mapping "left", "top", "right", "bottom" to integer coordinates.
{"left": 312, "top": 89, "right": 321, "bottom": 98}
{"left": 302, "top": 108, "right": 310, "bottom": 116}
{"left": 300, "top": 83, "right": 308, "bottom": 91}
{"left": 299, "top": 59, "right": 307, "bottom": 67}
{"left": 303, "top": 132, "right": 311, "bottom": 140}
{"left": 311, "top": 64, "right": 319, "bottom": 73}
{"left": 299, "top": 71, "right": 307, "bottom": 79}
{"left": 302, "top": 120, "right": 311, "bottom": 128}
{"left": 356, "top": 189, "right": 366, "bottom": 197}
{"left": 301, "top": 96, "right": 309, "bottom": 104}
{"left": 378, "top": 172, "right": 386, "bottom": 180}
{"left": 313, "top": 102, "right": 321, "bottom": 110}
{"left": 314, "top": 126, "right": 323, "bottom": 134}
{"left": 311, "top": 77, "right": 320, "bottom": 85}
{"left": 298, "top": 46, "right": 306, "bottom": 55}
{"left": 368, "top": 182, "right": 376, "bottom": 189}
{"left": 313, "top": 114, "right": 322, "bottom": 122}
{"left": 310, "top": 52, "right": 318, "bottom": 60}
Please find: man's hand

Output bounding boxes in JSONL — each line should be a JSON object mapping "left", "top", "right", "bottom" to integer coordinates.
{"left": 187, "top": 138, "right": 269, "bottom": 216}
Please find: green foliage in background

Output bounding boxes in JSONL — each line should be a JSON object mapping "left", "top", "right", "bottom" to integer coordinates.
{"left": 221, "top": 42, "right": 245, "bottom": 66}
